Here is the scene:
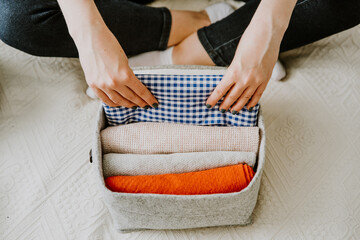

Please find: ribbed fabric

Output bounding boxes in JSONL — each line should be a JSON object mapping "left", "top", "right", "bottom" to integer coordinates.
{"left": 102, "top": 151, "right": 256, "bottom": 177}
{"left": 101, "top": 122, "right": 259, "bottom": 154}
{"left": 105, "top": 164, "right": 255, "bottom": 195}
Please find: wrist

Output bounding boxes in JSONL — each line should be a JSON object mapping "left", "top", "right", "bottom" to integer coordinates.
{"left": 235, "top": 23, "right": 280, "bottom": 60}
{"left": 247, "top": 15, "right": 286, "bottom": 45}
{"left": 57, "top": 0, "right": 107, "bottom": 44}
{"left": 248, "top": 0, "right": 296, "bottom": 40}
{"left": 70, "top": 19, "right": 106, "bottom": 47}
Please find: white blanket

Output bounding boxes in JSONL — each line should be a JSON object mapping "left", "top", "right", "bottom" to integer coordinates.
{"left": 0, "top": 0, "right": 359, "bottom": 238}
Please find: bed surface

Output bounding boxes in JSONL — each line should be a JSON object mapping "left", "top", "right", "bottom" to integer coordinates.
{"left": 1, "top": 0, "right": 359, "bottom": 239}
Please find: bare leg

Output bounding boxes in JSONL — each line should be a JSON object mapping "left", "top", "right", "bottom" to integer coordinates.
{"left": 172, "top": 31, "right": 214, "bottom": 65}
{"left": 128, "top": 26, "right": 216, "bottom": 67}
{"left": 128, "top": 3, "right": 235, "bottom": 67}
{"left": 128, "top": 11, "right": 213, "bottom": 67}
{"left": 168, "top": 10, "right": 210, "bottom": 47}
{"left": 172, "top": 30, "right": 286, "bottom": 82}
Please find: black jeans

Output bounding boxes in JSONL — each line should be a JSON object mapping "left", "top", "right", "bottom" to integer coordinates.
{"left": 198, "top": 0, "right": 360, "bottom": 65}
{"left": 0, "top": 0, "right": 171, "bottom": 57}
{"left": 0, "top": 0, "right": 359, "bottom": 65}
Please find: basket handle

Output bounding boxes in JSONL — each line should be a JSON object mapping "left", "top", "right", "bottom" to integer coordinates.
{"left": 89, "top": 149, "right": 93, "bottom": 163}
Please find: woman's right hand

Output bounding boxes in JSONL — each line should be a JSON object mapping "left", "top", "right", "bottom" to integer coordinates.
{"left": 76, "top": 22, "right": 158, "bottom": 108}
{"left": 57, "top": 0, "right": 157, "bottom": 108}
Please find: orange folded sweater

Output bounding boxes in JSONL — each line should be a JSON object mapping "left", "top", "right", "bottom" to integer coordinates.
{"left": 105, "top": 164, "right": 255, "bottom": 195}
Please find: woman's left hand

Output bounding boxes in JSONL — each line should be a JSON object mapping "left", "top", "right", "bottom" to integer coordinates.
{"left": 205, "top": 0, "right": 297, "bottom": 113}
{"left": 205, "top": 24, "right": 280, "bottom": 113}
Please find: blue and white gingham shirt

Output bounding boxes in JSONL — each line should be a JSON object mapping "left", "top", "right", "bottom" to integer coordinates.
{"left": 103, "top": 74, "right": 259, "bottom": 127}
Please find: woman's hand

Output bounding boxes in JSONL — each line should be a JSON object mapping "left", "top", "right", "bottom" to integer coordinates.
{"left": 206, "top": 0, "right": 297, "bottom": 113}
{"left": 77, "top": 23, "right": 158, "bottom": 108}
{"left": 57, "top": 0, "right": 158, "bottom": 108}
{"left": 206, "top": 25, "right": 279, "bottom": 113}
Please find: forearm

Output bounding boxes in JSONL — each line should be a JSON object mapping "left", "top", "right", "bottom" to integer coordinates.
{"left": 210, "top": 0, "right": 297, "bottom": 113}
{"left": 57, "top": 0, "right": 157, "bottom": 108}
{"left": 57, "top": 0, "right": 107, "bottom": 45}
{"left": 233, "top": 0, "right": 297, "bottom": 62}
{"left": 252, "top": 0, "right": 297, "bottom": 37}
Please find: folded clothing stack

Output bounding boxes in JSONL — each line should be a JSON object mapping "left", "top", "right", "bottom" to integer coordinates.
{"left": 100, "top": 72, "right": 260, "bottom": 195}
{"left": 103, "top": 74, "right": 259, "bottom": 127}
{"left": 105, "top": 164, "right": 255, "bottom": 195}
{"left": 101, "top": 122, "right": 259, "bottom": 154}
{"left": 101, "top": 122, "right": 260, "bottom": 195}
{"left": 102, "top": 151, "right": 257, "bottom": 178}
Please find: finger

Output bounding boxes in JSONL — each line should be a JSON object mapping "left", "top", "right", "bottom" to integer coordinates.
{"left": 105, "top": 89, "right": 136, "bottom": 108}
{"left": 205, "top": 75, "right": 234, "bottom": 108}
{"left": 218, "top": 84, "right": 247, "bottom": 112}
{"left": 91, "top": 88, "right": 118, "bottom": 107}
{"left": 126, "top": 75, "right": 159, "bottom": 107}
{"left": 230, "top": 87, "right": 257, "bottom": 113}
{"left": 115, "top": 86, "right": 148, "bottom": 108}
{"left": 246, "top": 82, "right": 267, "bottom": 109}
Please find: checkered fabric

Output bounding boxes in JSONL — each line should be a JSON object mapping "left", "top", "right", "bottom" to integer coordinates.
{"left": 103, "top": 74, "right": 259, "bottom": 127}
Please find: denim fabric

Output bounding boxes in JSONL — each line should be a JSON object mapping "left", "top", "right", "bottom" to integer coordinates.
{"left": 0, "top": 0, "right": 170, "bottom": 57}
{"left": 198, "top": 0, "right": 360, "bottom": 66}
{"left": 0, "top": 0, "right": 359, "bottom": 62}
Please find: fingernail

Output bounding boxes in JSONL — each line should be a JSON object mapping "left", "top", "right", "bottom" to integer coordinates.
{"left": 152, "top": 103, "right": 158, "bottom": 108}
{"left": 232, "top": 110, "right": 238, "bottom": 115}
{"left": 144, "top": 105, "right": 150, "bottom": 109}
{"left": 249, "top": 107, "right": 253, "bottom": 112}
{"left": 131, "top": 106, "right": 137, "bottom": 110}
{"left": 206, "top": 104, "right": 212, "bottom": 109}
{"left": 220, "top": 109, "right": 226, "bottom": 113}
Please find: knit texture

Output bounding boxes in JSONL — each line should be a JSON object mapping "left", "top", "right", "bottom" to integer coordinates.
{"left": 103, "top": 151, "right": 256, "bottom": 178}
{"left": 101, "top": 122, "right": 259, "bottom": 154}
{"left": 105, "top": 164, "right": 254, "bottom": 195}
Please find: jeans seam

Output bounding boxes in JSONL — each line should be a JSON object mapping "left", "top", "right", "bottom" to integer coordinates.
{"left": 158, "top": 7, "right": 171, "bottom": 50}
{"left": 197, "top": 29, "right": 229, "bottom": 66}
{"left": 213, "top": 36, "right": 241, "bottom": 52}
{"left": 296, "top": 0, "right": 312, "bottom": 7}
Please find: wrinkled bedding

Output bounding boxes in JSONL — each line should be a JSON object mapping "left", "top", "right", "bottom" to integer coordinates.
{"left": 0, "top": 0, "right": 359, "bottom": 239}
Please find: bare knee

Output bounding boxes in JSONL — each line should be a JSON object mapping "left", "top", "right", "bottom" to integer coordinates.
{"left": 168, "top": 10, "right": 210, "bottom": 47}
{"left": 172, "top": 32, "right": 214, "bottom": 66}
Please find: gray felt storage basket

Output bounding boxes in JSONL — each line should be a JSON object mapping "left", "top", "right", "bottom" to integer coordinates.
{"left": 91, "top": 66, "right": 266, "bottom": 232}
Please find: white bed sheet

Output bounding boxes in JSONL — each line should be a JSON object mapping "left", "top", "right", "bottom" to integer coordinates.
{"left": 1, "top": 0, "right": 359, "bottom": 239}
